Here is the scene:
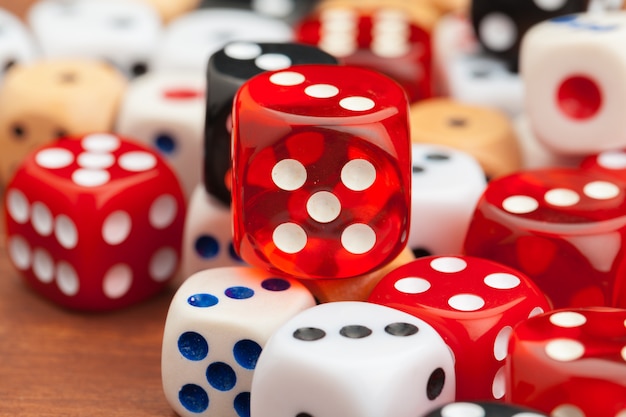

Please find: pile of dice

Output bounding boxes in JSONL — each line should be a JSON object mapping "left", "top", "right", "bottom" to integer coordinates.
{"left": 0, "top": 0, "right": 625, "bottom": 416}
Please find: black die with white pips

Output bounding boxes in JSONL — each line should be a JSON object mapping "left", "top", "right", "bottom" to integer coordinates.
{"left": 470, "top": 0, "right": 587, "bottom": 72}
{"left": 203, "top": 41, "right": 338, "bottom": 206}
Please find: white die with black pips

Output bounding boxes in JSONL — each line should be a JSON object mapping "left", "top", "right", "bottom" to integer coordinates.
{"left": 28, "top": 0, "right": 161, "bottom": 78}
{"left": 250, "top": 301, "right": 455, "bottom": 417}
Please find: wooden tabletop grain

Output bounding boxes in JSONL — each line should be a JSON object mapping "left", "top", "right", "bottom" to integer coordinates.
{"left": 0, "top": 207, "right": 178, "bottom": 417}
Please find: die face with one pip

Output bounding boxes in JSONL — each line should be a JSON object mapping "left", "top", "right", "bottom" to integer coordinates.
{"left": 232, "top": 64, "right": 412, "bottom": 279}
{"left": 250, "top": 301, "right": 456, "bottom": 417}
{"left": 296, "top": 7, "right": 433, "bottom": 102}
{"left": 408, "top": 143, "right": 486, "bottom": 257}
{"left": 464, "top": 168, "right": 626, "bottom": 309}
{"left": 506, "top": 308, "right": 626, "bottom": 416}
{"left": 151, "top": 9, "right": 293, "bottom": 73}
{"left": 4, "top": 133, "right": 185, "bottom": 310}
{"left": 204, "top": 41, "right": 338, "bottom": 206}
{"left": 116, "top": 70, "right": 206, "bottom": 200}
{"left": 161, "top": 266, "right": 315, "bottom": 417}
{"left": 521, "top": 12, "right": 626, "bottom": 155}
{"left": 0, "top": 59, "right": 127, "bottom": 186}
{"left": 368, "top": 255, "right": 551, "bottom": 401}
{"left": 28, "top": 0, "right": 162, "bottom": 78}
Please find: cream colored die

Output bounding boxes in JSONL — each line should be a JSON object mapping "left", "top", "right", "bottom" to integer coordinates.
{"left": 410, "top": 98, "right": 522, "bottom": 179}
{"left": 521, "top": 11, "right": 626, "bottom": 156}
{"left": 116, "top": 71, "right": 205, "bottom": 199}
{"left": 0, "top": 59, "right": 127, "bottom": 185}
{"left": 161, "top": 266, "right": 315, "bottom": 417}
{"left": 133, "top": 0, "right": 200, "bottom": 23}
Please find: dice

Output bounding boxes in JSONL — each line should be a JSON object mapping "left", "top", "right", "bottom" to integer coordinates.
{"left": 250, "top": 301, "right": 456, "bottom": 417}
{"left": 161, "top": 266, "right": 315, "bottom": 417}
{"left": 409, "top": 98, "right": 522, "bottom": 180}
{"left": 368, "top": 255, "right": 551, "bottom": 401}
{"left": 296, "top": 7, "right": 433, "bottom": 102}
{"left": 506, "top": 308, "right": 626, "bottom": 416}
{"left": 471, "top": 0, "right": 587, "bottom": 71}
{"left": 521, "top": 12, "right": 626, "bottom": 155}
{"left": 4, "top": 133, "right": 185, "bottom": 310}
{"left": 408, "top": 144, "right": 486, "bottom": 257}
{"left": 0, "top": 8, "right": 37, "bottom": 80}
{"left": 180, "top": 185, "right": 245, "bottom": 281}
{"left": 0, "top": 59, "right": 127, "bottom": 185}
{"left": 116, "top": 71, "right": 206, "bottom": 200}
{"left": 425, "top": 402, "right": 548, "bottom": 417}
{"left": 204, "top": 41, "right": 338, "bottom": 206}
{"left": 151, "top": 9, "right": 293, "bottom": 73}
{"left": 433, "top": 13, "right": 524, "bottom": 116}
{"left": 464, "top": 168, "right": 626, "bottom": 308}
{"left": 232, "top": 64, "right": 412, "bottom": 279}
{"left": 28, "top": 0, "right": 162, "bottom": 78}
{"left": 135, "top": 0, "right": 200, "bottom": 23}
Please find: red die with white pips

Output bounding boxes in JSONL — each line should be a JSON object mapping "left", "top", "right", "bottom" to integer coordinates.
{"left": 296, "top": 7, "right": 432, "bottom": 102}
{"left": 231, "top": 64, "right": 411, "bottom": 280}
{"left": 506, "top": 308, "right": 626, "bottom": 416}
{"left": 368, "top": 255, "right": 551, "bottom": 401}
{"left": 4, "top": 133, "right": 185, "bottom": 311}
{"left": 464, "top": 167, "right": 626, "bottom": 309}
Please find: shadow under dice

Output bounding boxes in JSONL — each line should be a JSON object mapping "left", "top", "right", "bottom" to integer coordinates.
{"left": 465, "top": 168, "right": 626, "bottom": 309}
{"left": 232, "top": 65, "right": 411, "bottom": 279}
{"left": 4, "top": 133, "right": 185, "bottom": 311}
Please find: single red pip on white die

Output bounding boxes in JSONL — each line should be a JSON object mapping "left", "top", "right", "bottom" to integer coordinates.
{"left": 521, "top": 11, "right": 626, "bottom": 155}
{"left": 4, "top": 133, "right": 185, "bottom": 310}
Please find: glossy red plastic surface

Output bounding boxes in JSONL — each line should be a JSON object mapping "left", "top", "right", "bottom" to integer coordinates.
{"left": 464, "top": 168, "right": 626, "bottom": 308}
{"left": 368, "top": 255, "right": 551, "bottom": 401}
{"left": 506, "top": 307, "right": 626, "bottom": 416}
{"left": 4, "top": 134, "right": 185, "bottom": 311}
{"left": 296, "top": 9, "right": 433, "bottom": 102}
{"left": 232, "top": 64, "right": 411, "bottom": 279}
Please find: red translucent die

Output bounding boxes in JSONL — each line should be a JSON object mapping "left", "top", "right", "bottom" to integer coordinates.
{"left": 464, "top": 168, "right": 626, "bottom": 309}
{"left": 232, "top": 64, "right": 411, "bottom": 279}
{"left": 506, "top": 308, "right": 626, "bottom": 416}
{"left": 4, "top": 134, "right": 185, "bottom": 311}
{"left": 368, "top": 255, "right": 551, "bottom": 401}
{"left": 295, "top": 8, "right": 432, "bottom": 103}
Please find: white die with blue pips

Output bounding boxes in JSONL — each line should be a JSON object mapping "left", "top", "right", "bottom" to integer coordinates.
{"left": 161, "top": 266, "right": 315, "bottom": 417}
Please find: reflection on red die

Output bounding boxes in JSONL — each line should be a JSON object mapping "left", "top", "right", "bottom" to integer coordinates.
{"left": 296, "top": 8, "right": 432, "bottom": 102}
{"left": 231, "top": 65, "right": 411, "bottom": 279}
{"left": 4, "top": 133, "right": 185, "bottom": 310}
{"left": 506, "top": 308, "right": 626, "bottom": 416}
{"left": 368, "top": 255, "right": 551, "bottom": 401}
{"left": 464, "top": 168, "right": 626, "bottom": 309}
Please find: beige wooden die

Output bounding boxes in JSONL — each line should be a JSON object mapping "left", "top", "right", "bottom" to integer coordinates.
{"left": 134, "top": 0, "right": 201, "bottom": 23}
{"left": 410, "top": 98, "right": 522, "bottom": 180}
{"left": 0, "top": 59, "right": 127, "bottom": 185}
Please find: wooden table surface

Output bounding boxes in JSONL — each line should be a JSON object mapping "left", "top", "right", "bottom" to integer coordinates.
{"left": 0, "top": 206, "right": 178, "bottom": 417}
